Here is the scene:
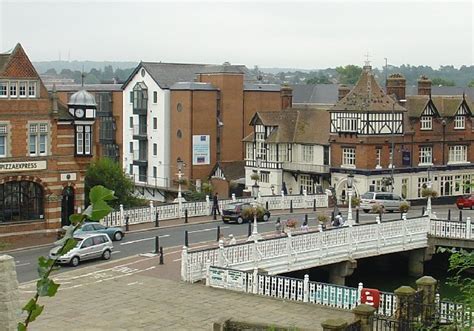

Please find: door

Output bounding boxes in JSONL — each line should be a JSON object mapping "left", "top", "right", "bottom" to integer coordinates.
{"left": 61, "top": 186, "right": 75, "bottom": 227}
{"left": 79, "top": 238, "right": 95, "bottom": 260}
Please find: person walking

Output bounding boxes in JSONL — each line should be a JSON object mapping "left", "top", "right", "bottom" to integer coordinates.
{"left": 212, "top": 193, "right": 220, "bottom": 219}
{"left": 300, "top": 219, "right": 309, "bottom": 232}
{"left": 275, "top": 218, "right": 282, "bottom": 236}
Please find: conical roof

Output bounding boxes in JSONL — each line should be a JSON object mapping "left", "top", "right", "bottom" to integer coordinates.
{"left": 329, "top": 65, "right": 405, "bottom": 112}
{"left": 68, "top": 89, "right": 96, "bottom": 107}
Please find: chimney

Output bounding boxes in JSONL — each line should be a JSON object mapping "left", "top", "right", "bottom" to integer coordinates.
{"left": 281, "top": 85, "right": 293, "bottom": 109}
{"left": 386, "top": 73, "right": 406, "bottom": 101}
{"left": 418, "top": 75, "right": 432, "bottom": 95}
{"left": 338, "top": 85, "right": 350, "bottom": 101}
{"left": 51, "top": 84, "right": 59, "bottom": 116}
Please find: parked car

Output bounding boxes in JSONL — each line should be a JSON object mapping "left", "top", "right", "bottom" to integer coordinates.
{"left": 360, "top": 192, "right": 410, "bottom": 213}
{"left": 222, "top": 202, "right": 271, "bottom": 224}
{"left": 49, "top": 233, "right": 113, "bottom": 267}
{"left": 74, "top": 222, "right": 125, "bottom": 241}
{"left": 456, "top": 194, "right": 474, "bottom": 209}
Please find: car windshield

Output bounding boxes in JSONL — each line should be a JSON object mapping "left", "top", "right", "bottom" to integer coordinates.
{"left": 226, "top": 204, "right": 240, "bottom": 210}
{"left": 361, "top": 193, "right": 374, "bottom": 199}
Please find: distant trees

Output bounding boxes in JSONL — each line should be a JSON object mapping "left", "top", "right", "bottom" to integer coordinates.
{"left": 468, "top": 80, "right": 474, "bottom": 87}
{"left": 42, "top": 66, "right": 135, "bottom": 84}
{"left": 431, "top": 77, "right": 456, "bottom": 86}
{"left": 335, "top": 65, "right": 363, "bottom": 85}
{"left": 306, "top": 74, "right": 330, "bottom": 84}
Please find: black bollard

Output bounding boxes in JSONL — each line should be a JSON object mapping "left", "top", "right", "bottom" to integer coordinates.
{"left": 379, "top": 212, "right": 383, "bottom": 222}
{"left": 313, "top": 199, "right": 316, "bottom": 212}
{"left": 154, "top": 236, "right": 159, "bottom": 254}
{"left": 155, "top": 211, "right": 159, "bottom": 227}
{"left": 266, "top": 201, "right": 269, "bottom": 210}
{"left": 216, "top": 225, "right": 221, "bottom": 242}
{"left": 159, "top": 246, "right": 164, "bottom": 265}
{"left": 213, "top": 207, "right": 217, "bottom": 220}
{"left": 290, "top": 200, "right": 293, "bottom": 213}
{"left": 448, "top": 209, "right": 451, "bottom": 221}
{"left": 331, "top": 211, "right": 335, "bottom": 223}
{"left": 304, "top": 214, "right": 308, "bottom": 224}
{"left": 421, "top": 206, "right": 425, "bottom": 216}
{"left": 185, "top": 209, "right": 188, "bottom": 224}
{"left": 459, "top": 210, "right": 462, "bottom": 222}
{"left": 184, "top": 230, "right": 189, "bottom": 247}
{"left": 125, "top": 216, "right": 130, "bottom": 232}
{"left": 356, "top": 209, "right": 360, "bottom": 224}
{"left": 248, "top": 221, "right": 252, "bottom": 237}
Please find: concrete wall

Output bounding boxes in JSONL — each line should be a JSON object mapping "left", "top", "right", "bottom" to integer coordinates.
{"left": 0, "top": 255, "right": 20, "bottom": 331}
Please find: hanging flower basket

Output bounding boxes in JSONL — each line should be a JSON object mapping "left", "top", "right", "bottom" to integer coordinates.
{"left": 421, "top": 188, "right": 438, "bottom": 198}
{"left": 399, "top": 201, "right": 410, "bottom": 213}
{"left": 371, "top": 203, "right": 385, "bottom": 214}
{"left": 250, "top": 173, "right": 260, "bottom": 182}
{"left": 317, "top": 213, "right": 329, "bottom": 224}
{"left": 286, "top": 219, "right": 298, "bottom": 229}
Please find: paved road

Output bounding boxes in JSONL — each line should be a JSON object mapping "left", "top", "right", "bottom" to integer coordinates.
{"left": 10, "top": 204, "right": 470, "bottom": 283}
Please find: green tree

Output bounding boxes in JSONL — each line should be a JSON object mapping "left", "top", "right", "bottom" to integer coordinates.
{"left": 84, "top": 73, "right": 100, "bottom": 84}
{"left": 335, "top": 65, "right": 362, "bottom": 84}
{"left": 306, "top": 74, "right": 330, "bottom": 84}
{"left": 85, "top": 158, "right": 146, "bottom": 208}
{"left": 468, "top": 80, "right": 474, "bottom": 87}
{"left": 431, "top": 77, "right": 456, "bottom": 86}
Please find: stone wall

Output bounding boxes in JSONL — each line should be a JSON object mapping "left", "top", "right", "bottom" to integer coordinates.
{"left": 0, "top": 255, "right": 21, "bottom": 331}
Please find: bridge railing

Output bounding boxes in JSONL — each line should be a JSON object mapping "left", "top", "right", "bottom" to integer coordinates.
{"left": 101, "top": 193, "right": 328, "bottom": 227}
{"left": 430, "top": 217, "right": 472, "bottom": 240}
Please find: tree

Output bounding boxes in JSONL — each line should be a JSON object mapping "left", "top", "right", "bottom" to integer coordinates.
{"left": 84, "top": 73, "right": 100, "bottom": 84}
{"left": 335, "top": 65, "right": 362, "bottom": 85}
{"left": 468, "top": 80, "right": 474, "bottom": 87}
{"left": 85, "top": 158, "right": 146, "bottom": 208}
{"left": 306, "top": 74, "right": 330, "bottom": 84}
{"left": 431, "top": 77, "right": 455, "bottom": 86}
{"left": 44, "top": 68, "right": 57, "bottom": 76}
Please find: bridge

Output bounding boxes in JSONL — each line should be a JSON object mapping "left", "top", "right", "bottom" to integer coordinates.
{"left": 181, "top": 215, "right": 473, "bottom": 284}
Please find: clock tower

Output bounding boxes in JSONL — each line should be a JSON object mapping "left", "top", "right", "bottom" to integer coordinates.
{"left": 68, "top": 89, "right": 97, "bottom": 156}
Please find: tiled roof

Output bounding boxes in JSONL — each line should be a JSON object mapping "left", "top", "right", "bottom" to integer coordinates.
{"left": 244, "top": 83, "right": 281, "bottom": 92}
{"left": 45, "top": 84, "right": 123, "bottom": 92}
{"left": 405, "top": 95, "right": 474, "bottom": 118}
{"left": 212, "top": 161, "right": 246, "bottom": 180}
{"left": 292, "top": 84, "right": 342, "bottom": 104}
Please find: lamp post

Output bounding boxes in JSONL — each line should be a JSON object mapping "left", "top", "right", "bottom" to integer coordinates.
{"left": 347, "top": 173, "right": 354, "bottom": 227}
{"left": 252, "top": 157, "right": 261, "bottom": 200}
{"left": 247, "top": 204, "right": 263, "bottom": 242}
{"left": 426, "top": 165, "right": 433, "bottom": 216}
{"left": 177, "top": 158, "right": 184, "bottom": 219}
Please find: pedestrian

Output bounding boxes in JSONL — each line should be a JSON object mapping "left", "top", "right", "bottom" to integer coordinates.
{"left": 228, "top": 234, "right": 236, "bottom": 245}
{"left": 300, "top": 219, "right": 309, "bottom": 232}
{"left": 332, "top": 212, "right": 344, "bottom": 227}
{"left": 275, "top": 217, "right": 282, "bottom": 236}
{"left": 212, "top": 192, "right": 220, "bottom": 218}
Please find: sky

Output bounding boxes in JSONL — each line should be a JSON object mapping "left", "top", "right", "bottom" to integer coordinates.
{"left": 0, "top": 0, "right": 473, "bottom": 69}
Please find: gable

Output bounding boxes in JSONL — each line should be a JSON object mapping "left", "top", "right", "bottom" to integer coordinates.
{"left": 421, "top": 103, "right": 436, "bottom": 116}
{"left": 0, "top": 44, "right": 40, "bottom": 79}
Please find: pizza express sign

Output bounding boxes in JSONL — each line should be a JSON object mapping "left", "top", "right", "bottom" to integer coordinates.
{"left": 0, "top": 161, "right": 47, "bottom": 173}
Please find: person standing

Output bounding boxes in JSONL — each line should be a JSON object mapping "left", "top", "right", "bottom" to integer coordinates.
{"left": 212, "top": 193, "right": 220, "bottom": 219}
{"left": 275, "top": 218, "right": 282, "bottom": 236}
{"left": 300, "top": 219, "right": 309, "bottom": 232}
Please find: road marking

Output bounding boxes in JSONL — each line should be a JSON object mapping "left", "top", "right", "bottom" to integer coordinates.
{"left": 112, "top": 251, "right": 120, "bottom": 255}
{"left": 15, "top": 262, "right": 31, "bottom": 267}
{"left": 188, "top": 226, "right": 229, "bottom": 234}
{"left": 120, "top": 235, "right": 170, "bottom": 246}
{"left": 173, "top": 258, "right": 181, "bottom": 262}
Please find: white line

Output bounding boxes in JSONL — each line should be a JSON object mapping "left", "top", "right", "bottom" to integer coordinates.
{"left": 111, "top": 251, "right": 120, "bottom": 254}
{"left": 120, "top": 235, "right": 170, "bottom": 246}
{"left": 173, "top": 258, "right": 181, "bottom": 262}
{"left": 188, "top": 226, "right": 229, "bottom": 234}
{"left": 15, "top": 262, "right": 31, "bottom": 267}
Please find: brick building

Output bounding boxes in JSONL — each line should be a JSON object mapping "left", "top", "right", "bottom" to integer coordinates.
{"left": 0, "top": 44, "right": 97, "bottom": 243}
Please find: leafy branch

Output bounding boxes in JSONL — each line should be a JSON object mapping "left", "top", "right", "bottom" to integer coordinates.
{"left": 18, "top": 185, "right": 116, "bottom": 330}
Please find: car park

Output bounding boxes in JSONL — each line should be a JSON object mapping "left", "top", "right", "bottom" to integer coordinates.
{"left": 49, "top": 233, "right": 114, "bottom": 267}
{"left": 360, "top": 192, "right": 410, "bottom": 213}
{"left": 222, "top": 202, "right": 271, "bottom": 224}
{"left": 456, "top": 194, "right": 474, "bottom": 209}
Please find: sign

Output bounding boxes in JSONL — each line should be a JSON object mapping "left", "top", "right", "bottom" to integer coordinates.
{"left": 192, "top": 135, "right": 210, "bottom": 165}
{"left": 0, "top": 160, "right": 47, "bottom": 173}
{"left": 208, "top": 267, "right": 226, "bottom": 288}
{"left": 226, "top": 269, "right": 246, "bottom": 292}
{"left": 402, "top": 151, "right": 411, "bottom": 166}
{"left": 361, "top": 288, "right": 381, "bottom": 308}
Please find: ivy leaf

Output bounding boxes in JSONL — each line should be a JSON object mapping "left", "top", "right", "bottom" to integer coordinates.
{"left": 22, "top": 298, "right": 36, "bottom": 312}
{"left": 89, "top": 185, "right": 116, "bottom": 204}
{"left": 37, "top": 278, "right": 60, "bottom": 297}
{"left": 59, "top": 238, "right": 78, "bottom": 256}
{"left": 37, "top": 257, "right": 54, "bottom": 278}
{"left": 17, "top": 322, "right": 26, "bottom": 331}
{"left": 69, "top": 213, "right": 84, "bottom": 225}
{"left": 29, "top": 303, "right": 44, "bottom": 323}
{"left": 89, "top": 200, "right": 113, "bottom": 221}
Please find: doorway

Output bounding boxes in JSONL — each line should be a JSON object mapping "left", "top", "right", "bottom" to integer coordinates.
{"left": 61, "top": 186, "right": 75, "bottom": 226}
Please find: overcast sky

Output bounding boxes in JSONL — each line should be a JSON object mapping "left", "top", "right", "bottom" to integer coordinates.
{"left": 0, "top": 0, "right": 472, "bottom": 69}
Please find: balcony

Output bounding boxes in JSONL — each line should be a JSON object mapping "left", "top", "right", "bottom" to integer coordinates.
{"left": 245, "top": 159, "right": 282, "bottom": 169}
{"left": 132, "top": 125, "right": 147, "bottom": 140}
{"left": 132, "top": 149, "right": 148, "bottom": 166}
{"left": 282, "top": 162, "right": 330, "bottom": 174}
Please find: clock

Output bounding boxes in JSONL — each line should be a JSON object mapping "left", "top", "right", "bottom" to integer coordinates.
{"left": 75, "top": 108, "right": 85, "bottom": 118}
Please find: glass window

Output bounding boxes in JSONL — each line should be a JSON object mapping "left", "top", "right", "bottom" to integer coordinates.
{"left": 0, "top": 82, "right": 7, "bottom": 97}
{"left": 417, "top": 177, "right": 429, "bottom": 197}
{"left": 267, "top": 144, "right": 277, "bottom": 162}
{"left": 19, "top": 82, "right": 27, "bottom": 97}
{"left": 420, "top": 116, "right": 432, "bottom": 130}
{"left": 84, "top": 126, "right": 91, "bottom": 155}
{"left": 341, "top": 117, "right": 357, "bottom": 132}
{"left": 28, "top": 82, "right": 36, "bottom": 97}
{"left": 153, "top": 143, "right": 157, "bottom": 156}
{"left": 129, "top": 117, "right": 133, "bottom": 129}
{"left": 259, "top": 171, "right": 270, "bottom": 183}
{"left": 153, "top": 117, "right": 157, "bottom": 130}
{"left": 0, "top": 181, "right": 44, "bottom": 222}
{"left": 129, "top": 91, "right": 133, "bottom": 103}
{"left": 246, "top": 143, "right": 254, "bottom": 160}
{"left": 449, "top": 145, "right": 467, "bottom": 163}
{"left": 454, "top": 115, "right": 465, "bottom": 129}
{"left": 129, "top": 142, "right": 133, "bottom": 153}
{"left": 153, "top": 166, "right": 157, "bottom": 178}
{"left": 419, "top": 146, "right": 432, "bottom": 164}
{"left": 278, "top": 144, "right": 288, "bottom": 162}
{"left": 129, "top": 164, "right": 133, "bottom": 175}
{"left": 29, "top": 123, "right": 48, "bottom": 156}
{"left": 9, "top": 82, "right": 17, "bottom": 97}
{"left": 255, "top": 125, "right": 266, "bottom": 160}
{"left": 153, "top": 91, "right": 157, "bottom": 103}
{"left": 302, "top": 145, "right": 313, "bottom": 163}
{"left": 342, "top": 147, "right": 355, "bottom": 166}
{"left": 0, "top": 124, "right": 7, "bottom": 157}
{"left": 76, "top": 126, "right": 83, "bottom": 155}
{"left": 323, "top": 146, "right": 330, "bottom": 165}
{"left": 300, "top": 174, "right": 314, "bottom": 194}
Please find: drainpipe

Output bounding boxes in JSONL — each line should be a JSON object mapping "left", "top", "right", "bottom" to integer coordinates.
{"left": 442, "top": 119, "right": 446, "bottom": 164}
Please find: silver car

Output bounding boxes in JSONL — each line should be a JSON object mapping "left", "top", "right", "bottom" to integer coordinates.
{"left": 360, "top": 192, "right": 410, "bottom": 213}
{"left": 49, "top": 233, "right": 113, "bottom": 267}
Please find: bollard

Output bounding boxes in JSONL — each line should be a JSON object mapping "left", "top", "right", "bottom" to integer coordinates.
{"left": 331, "top": 211, "right": 335, "bottom": 223}
{"left": 185, "top": 209, "right": 188, "bottom": 224}
{"left": 356, "top": 209, "right": 359, "bottom": 224}
{"left": 422, "top": 206, "right": 425, "bottom": 216}
{"left": 216, "top": 225, "right": 220, "bottom": 242}
{"left": 379, "top": 212, "right": 382, "bottom": 223}
{"left": 313, "top": 199, "right": 316, "bottom": 212}
{"left": 213, "top": 207, "right": 217, "bottom": 220}
{"left": 155, "top": 211, "right": 159, "bottom": 227}
{"left": 459, "top": 210, "right": 462, "bottom": 222}
{"left": 400, "top": 211, "right": 403, "bottom": 220}
{"left": 305, "top": 214, "right": 308, "bottom": 224}
{"left": 266, "top": 201, "right": 269, "bottom": 210}
{"left": 248, "top": 221, "right": 252, "bottom": 237}
{"left": 448, "top": 209, "right": 451, "bottom": 221}
{"left": 154, "top": 236, "right": 159, "bottom": 254}
{"left": 290, "top": 200, "right": 293, "bottom": 213}
{"left": 159, "top": 246, "right": 164, "bottom": 265}
{"left": 184, "top": 230, "right": 189, "bottom": 247}
{"left": 125, "top": 216, "right": 130, "bottom": 232}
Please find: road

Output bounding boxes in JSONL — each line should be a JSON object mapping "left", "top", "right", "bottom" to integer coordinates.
{"left": 9, "top": 204, "right": 470, "bottom": 283}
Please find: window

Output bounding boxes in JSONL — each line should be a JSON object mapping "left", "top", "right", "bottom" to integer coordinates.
{"left": 0, "top": 181, "right": 44, "bottom": 222}
{"left": 153, "top": 91, "right": 157, "bottom": 103}
{"left": 419, "top": 146, "right": 432, "bottom": 165}
{"left": 129, "top": 117, "right": 133, "bottom": 129}
{"left": 28, "top": 82, "right": 36, "bottom": 97}
{"left": 153, "top": 166, "right": 157, "bottom": 178}
{"left": 300, "top": 175, "right": 314, "bottom": 194}
{"left": 259, "top": 171, "right": 270, "bottom": 183}
{"left": 376, "top": 148, "right": 382, "bottom": 167}
{"left": 153, "top": 117, "right": 157, "bottom": 130}
{"left": 401, "top": 178, "right": 408, "bottom": 199}
{"left": 267, "top": 144, "right": 277, "bottom": 161}
{"left": 417, "top": 177, "right": 429, "bottom": 198}
{"left": 449, "top": 145, "right": 467, "bottom": 163}
{"left": 342, "top": 147, "right": 355, "bottom": 167}
{"left": 441, "top": 175, "right": 453, "bottom": 196}
{"left": 302, "top": 145, "right": 313, "bottom": 163}
{"left": 29, "top": 123, "right": 48, "bottom": 156}
{"left": 0, "top": 124, "right": 7, "bottom": 157}
{"left": 132, "top": 82, "right": 147, "bottom": 110}
{"left": 129, "top": 164, "right": 133, "bottom": 175}
{"left": 0, "top": 82, "right": 7, "bottom": 97}
{"left": 153, "top": 143, "right": 157, "bottom": 156}
{"left": 76, "top": 125, "right": 92, "bottom": 156}
{"left": 420, "top": 116, "right": 432, "bottom": 130}
{"left": 246, "top": 142, "right": 254, "bottom": 160}
{"left": 278, "top": 144, "right": 288, "bottom": 162}
{"left": 341, "top": 117, "right": 357, "bottom": 132}
{"left": 255, "top": 125, "right": 266, "bottom": 159}
{"left": 129, "top": 91, "right": 133, "bottom": 103}
{"left": 129, "top": 142, "right": 133, "bottom": 153}
{"left": 19, "top": 82, "right": 27, "bottom": 97}
{"left": 454, "top": 115, "right": 465, "bottom": 129}
{"left": 323, "top": 146, "right": 330, "bottom": 165}
{"left": 9, "top": 82, "right": 17, "bottom": 97}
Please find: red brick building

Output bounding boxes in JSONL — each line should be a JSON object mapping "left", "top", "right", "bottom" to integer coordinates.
{"left": 0, "top": 44, "right": 97, "bottom": 244}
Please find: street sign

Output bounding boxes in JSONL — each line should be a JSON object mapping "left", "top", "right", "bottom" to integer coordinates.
{"left": 361, "top": 288, "right": 381, "bottom": 308}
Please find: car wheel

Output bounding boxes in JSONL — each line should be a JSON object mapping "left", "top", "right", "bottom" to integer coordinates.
{"left": 70, "top": 256, "right": 80, "bottom": 267}
{"left": 102, "top": 249, "right": 111, "bottom": 260}
{"left": 114, "top": 232, "right": 123, "bottom": 241}
{"left": 458, "top": 206, "right": 464, "bottom": 210}
{"left": 223, "top": 219, "right": 229, "bottom": 224}
{"left": 388, "top": 209, "right": 394, "bottom": 213}
{"left": 237, "top": 217, "right": 244, "bottom": 224}
{"left": 263, "top": 214, "right": 269, "bottom": 222}
{"left": 363, "top": 209, "right": 370, "bottom": 213}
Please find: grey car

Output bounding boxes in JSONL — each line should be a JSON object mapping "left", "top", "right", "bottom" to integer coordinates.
{"left": 360, "top": 192, "right": 410, "bottom": 213}
{"left": 49, "top": 233, "right": 114, "bottom": 267}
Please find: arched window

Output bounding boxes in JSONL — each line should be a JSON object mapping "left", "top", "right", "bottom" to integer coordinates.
{"left": 0, "top": 181, "right": 44, "bottom": 222}
{"left": 132, "top": 82, "right": 148, "bottom": 111}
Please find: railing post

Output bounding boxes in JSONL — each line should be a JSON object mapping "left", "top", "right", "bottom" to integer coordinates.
{"left": 290, "top": 200, "right": 293, "bottom": 213}
{"left": 216, "top": 225, "right": 220, "bottom": 242}
{"left": 180, "top": 246, "right": 188, "bottom": 281}
{"left": 321, "top": 319, "right": 348, "bottom": 331}
{"left": 217, "top": 240, "right": 225, "bottom": 267}
{"left": 205, "top": 261, "right": 211, "bottom": 286}
{"left": 459, "top": 209, "right": 463, "bottom": 222}
{"left": 184, "top": 230, "right": 189, "bottom": 247}
{"left": 252, "top": 268, "right": 258, "bottom": 294}
{"left": 185, "top": 209, "right": 188, "bottom": 224}
{"left": 331, "top": 211, "right": 335, "bottom": 223}
{"left": 466, "top": 216, "right": 472, "bottom": 239}
{"left": 119, "top": 204, "right": 124, "bottom": 226}
{"left": 154, "top": 236, "right": 159, "bottom": 254}
{"left": 352, "top": 304, "right": 376, "bottom": 331}
{"left": 159, "top": 246, "right": 164, "bottom": 265}
{"left": 416, "top": 276, "right": 437, "bottom": 324}
{"left": 313, "top": 198, "right": 316, "bottom": 211}
{"left": 232, "top": 193, "right": 236, "bottom": 202}
{"left": 394, "top": 286, "right": 416, "bottom": 327}
{"left": 248, "top": 221, "right": 252, "bottom": 237}
{"left": 125, "top": 216, "right": 129, "bottom": 232}
{"left": 155, "top": 210, "right": 159, "bottom": 227}
{"left": 303, "top": 274, "right": 309, "bottom": 303}
{"left": 206, "top": 195, "right": 210, "bottom": 215}
{"left": 149, "top": 200, "right": 154, "bottom": 222}
{"left": 304, "top": 214, "right": 308, "bottom": 224}
{"left": 376, "top": 215, "right": 381, "bottom": 253}
{"left": 379, "top": 212, "right": 382, "bottom": 223}
{"left": 447, "top": 209, "right": 451, "bottom": 221}
{"left": 357, "top": 282, "right": 363, "bottom": 304}
{"left": 286, "top": 231, "right": 292, "bottom": 265}
{"left": 356, "top": 209, "right": 359, "bottom": 224}
{"left": 265, "top": 201, "right": 269, "bottom": 210}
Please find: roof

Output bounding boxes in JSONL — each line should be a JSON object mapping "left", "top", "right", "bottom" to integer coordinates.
{"left": 246, "top": 108, "right": 330, "bottom": 145}
{"left": 244, "top": 83, "right": 281, "bottom": 92}
{"left": 45, "top": 84, "right": 122, "bottom": 92}
{"left": 405, "top": 95, "right": 474, "bottom": 118}
{"left": 170, "top": 82, "right": 217, "bottom": 91}
{"left": 210, "top": 161, "right": 246, "bottom": 180}
{"left": 292, "top": 84, "right": 343, "bottom": 104}
{"left": 329, "top": 65, "right": 405, "bottom": 112}
{"left": 68, "top": 89, "right": 97, "bottom": 107}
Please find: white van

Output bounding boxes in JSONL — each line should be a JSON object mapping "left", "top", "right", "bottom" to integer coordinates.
{"left": 360, "top": 192, "right": 410, "bottom": 213}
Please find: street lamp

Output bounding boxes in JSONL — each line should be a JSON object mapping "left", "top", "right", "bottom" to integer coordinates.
{"left": 426, "top": 165, "right": 433, "bottom": 216}
{"left": 247, "top": 203, "right": 263, "bottom": 242}
{"left": 177, "top": 158, "right": 184, "bottom": 219}
{"left": 252, "top": 157, "right": 261, "bottom": 200}
{"left": 347, "top": 173, "right": 354, "bottom": 227}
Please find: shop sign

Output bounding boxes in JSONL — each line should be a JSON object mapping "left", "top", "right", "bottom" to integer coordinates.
{"left": 0, "top": 161, "right": 47, "bottom": 173}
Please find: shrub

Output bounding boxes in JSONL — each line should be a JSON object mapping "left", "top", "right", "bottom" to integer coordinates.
{"left": 201, "top": 182, "right": 213, "bottom": 195}
{"left": 250, "top": 173, "right": 260, "bottom": 182}
{"left": 351, "top": 196, "right": 361, "bottom": 207}
{"left": 317, "top": 213, "right": 329, "bottom": 224}
{"left": 241, "top": 206, "right": 255, "bottom": 220}
{"left": 421, "top": 188, "right": 438, "bottom": 198}
{"left": 371, "top": 203, "right": 385, "bottom": 214}
{"left": 399, "top": 201, "right": 410, "bottom": 213}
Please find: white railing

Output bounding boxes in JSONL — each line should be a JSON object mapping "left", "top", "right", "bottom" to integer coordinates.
{"left": 430, "top": 218, "right": 472, "bottom": 240}
{"left": 101, "top": 193, "right": 328, "bottom": 227}
{"left": 182, "top": 216, "right": 431, "bottom": 283}
{"left": 282, "top": 162, "right": 330, "bottom": 174}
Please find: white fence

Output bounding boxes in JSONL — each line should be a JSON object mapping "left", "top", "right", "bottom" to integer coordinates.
{"left": 430, "top": 218, "right": 473, "bottom": 240}
{"left": 101, "top": 193, "right": 328, "bottom": 227}
{"left": 182, "top": 216, "right": 430, "bottom": 283}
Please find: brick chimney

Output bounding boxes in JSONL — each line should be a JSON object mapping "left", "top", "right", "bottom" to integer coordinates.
{"left": 281, "top": 85, "right": 293, "bottom": 109}
{"left": 386, "top": 73, "right": 406, "bottom": 101}
{"left": 338, "top": 84, "right": 350, "bottom": 100}
{"left": 418, "top": 75, "right": 432, "bottom": 95}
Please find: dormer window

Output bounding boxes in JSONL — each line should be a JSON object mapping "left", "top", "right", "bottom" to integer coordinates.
{"left": 420, "top": 116, "right": 432, "bottom": 130}
{"left": 0, "top": 82, "right": 6, "bottom": 98}
{"left": 454, "top": 115, "right": 465, "bottom": 129}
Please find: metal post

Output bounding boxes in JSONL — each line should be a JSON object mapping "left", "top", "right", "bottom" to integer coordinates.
{"left": 265, "top": 201, "right": 269, "bottom": 210}
{"left": 216, "top": 225, "right": 220, "bottom": 242}
{"left": 290, "top": 200, "right": 293, "bottom": 213}
{"left": 154, "top": 236, "right": 159, "bottom": 254}
{"left": 185, "top": 209, "right": 188, "bottom": 224}
{"left": 313, "top": 198, "right": 316, "bottom": 211}
{"left": 379, "top": 212, "right": 382, "bottom": 223}
{"left": 421, "top": 206, "right": 425, "bottom": 216}
{"left": 248, "top": 221, "right": 252, "bottom": 237}
{"left": 184, "top": 230, "right": 189, "bottom": 247}
{"left": 459, "top": 210, "right": 462, "bottom": 222}
{"left": 356, "top": 209, "right": 359, "bottom": 224}
{"left": 125, "top": 216, "right": 129, "bottom": 232}
{"left": 331, "top": 211, "right": 335, "bottom": 223}
{"left": 304, "top": 214, "right": 308, "bottom": 224}
{"left": 448, "top": 209, "right": 451, "bottom": 221}
{"left": 159, "top": 246, "right": 164, "bottom": 265}
{"left": 155, "top": 211, "right": 159, "bottom": 227}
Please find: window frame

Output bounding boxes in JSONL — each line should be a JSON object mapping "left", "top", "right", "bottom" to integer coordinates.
{"left": 342, "top": 147, "right": 356, "bottom": 167}
{"left": 420, "top": 116, "right": 432, "bottom": 130}
{"left": 454, "top": 115, "right": 465, "bottom": 130}
{"left": 448, "top": 145, "right": 467, "bottom": 163}
{"left": 418, "top": 146, "right": 433, "bottom": 165}
{"left": 0, "top": 81, "right": 7, "bottom": 98}
{"left": 0, "top": 124, "right": 8, "bottom": 157}
{"left": 28, "top": 123, "right": 49, "bottom": 157}
{"left": 75, "top": 125, "right": 92, "bottom": 157}
{"left": 9, "top": 81, "right": 17, "bottom": 98}
{"left": 28, "top": 81, "right": 36, "bottom": 98}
